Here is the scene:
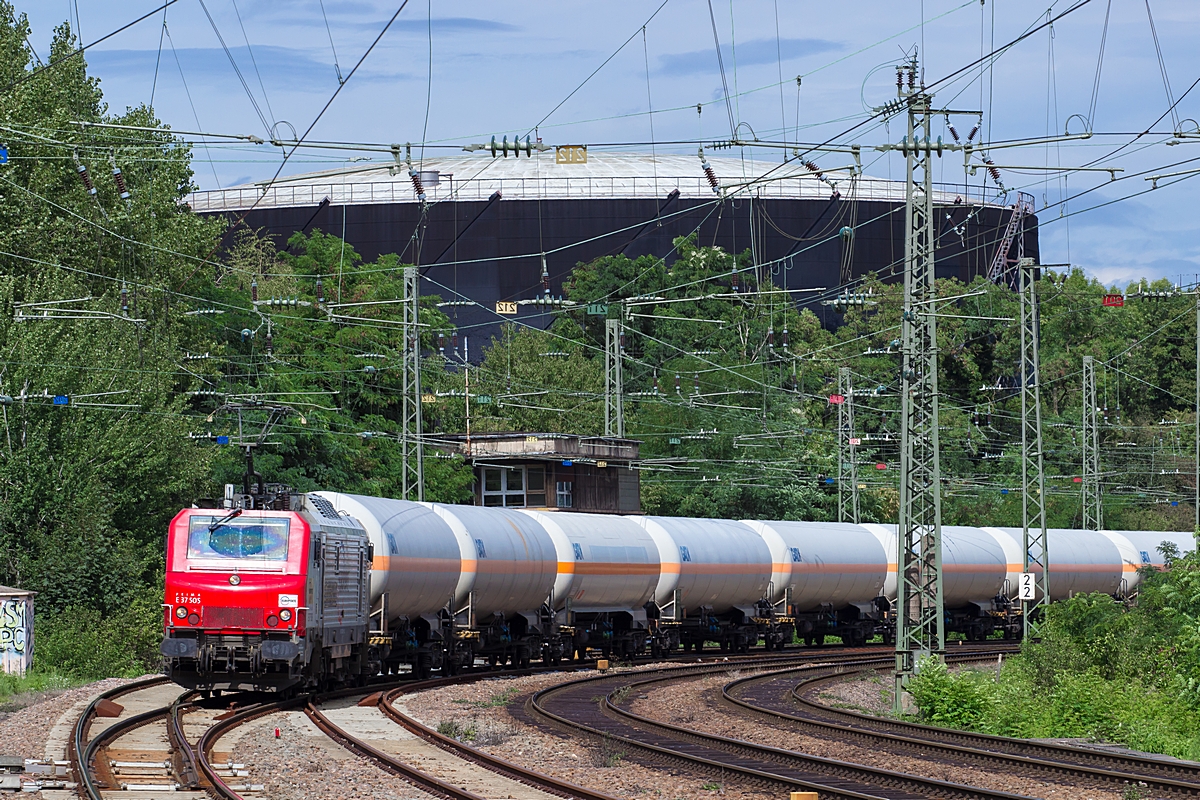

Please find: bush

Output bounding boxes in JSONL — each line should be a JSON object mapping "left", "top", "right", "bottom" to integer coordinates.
{"left": 906, "top": 658, "right": 997, "bottom": 729}
{"left": 33, "top": 591, "right": 163, "bottom": 680}
{"left": 905, "top": 583, "right": 1200, "bottom": 760}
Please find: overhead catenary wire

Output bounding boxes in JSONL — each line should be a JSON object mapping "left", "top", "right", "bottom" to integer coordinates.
{"left": 3, "top": 0, "right": 181, "bottom": 94}
{"left": 7, "top": 3, "right": 1190, "bottom": 503}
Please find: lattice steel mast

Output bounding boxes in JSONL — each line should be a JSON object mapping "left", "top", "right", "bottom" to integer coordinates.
{"left": 890, "top": 56, "right": 946, "bottom": 707}
{"left": 401, "top": 266, "right": 424, "bottom": 501}
{"left": 605, "top": 318, "right": 624, "bottom": 437}
{"left": 1082, "top": 355, "right": 1101, "bottom": 531}
{"left": 1018, "top": 258, "right": 1048, "bottom": 638}
{"left": 838, "top": 366, "right": 860, "bottom": 523}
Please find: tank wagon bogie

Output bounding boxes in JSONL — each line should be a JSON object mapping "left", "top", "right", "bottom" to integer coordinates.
{"left": 162, "top": 487, "right": 1193, "bottom": 689}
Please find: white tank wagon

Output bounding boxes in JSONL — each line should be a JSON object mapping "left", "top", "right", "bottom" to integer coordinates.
{"left": 313, "top": 492, "right": 560, "bottom": 675}
{"left": 633, "top": 516, "right": 776, "bottom": 653}
{"left": 521, "top": 510, "right": 660, "bottom": 659}
{"left": 1115, "top": 530, "right": 1195, "bottom": 572}
{"left": 303, "top": 493, "right": 1194, "bottom": 668}
{"left": 743, "top": 520, "right": 894, "bottom": 647}
{"left": 992, "top": 528, "right": 1141, "bottom": 601}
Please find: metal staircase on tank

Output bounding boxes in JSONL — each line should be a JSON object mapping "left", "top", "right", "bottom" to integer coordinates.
{"left": 986, "top": 192, "right": 1035, "bottom": 285}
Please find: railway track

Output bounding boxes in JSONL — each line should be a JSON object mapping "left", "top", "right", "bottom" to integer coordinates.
{"left": 722, "top": 658, "right": 1200, "bottom": 798}
{"left": 78, "top": 642, "right": 1170, "bottom": 800}
{"left": 64, "top": 647, "right": 840, "bottom": 800}
{"left": 70, "top": 676, "right": 211, "bottom": 798}
{"left": 528, "top": 647, "right": 1050, "bottom": 800}
{"left": 190, "top": 667, "right": 630, "bottom": 800}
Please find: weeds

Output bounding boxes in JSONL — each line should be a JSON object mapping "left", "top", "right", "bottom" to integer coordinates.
{"left": 436, "top": 720, "right": 476, "bottom": 741}
{"left": 594, "top": 734, "right": 625, "bottom": 768}
{"left": 451, "top": 687, "right": 520, "bottom": 709}
{"left": 1123, "top": 781, "right": 1149, "bottom": 800}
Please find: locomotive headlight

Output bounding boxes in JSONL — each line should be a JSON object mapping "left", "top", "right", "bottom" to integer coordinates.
{"left": 175, "top": 606, "right": 188, "bottom": 619}
{"left": 228, "top": 574, "right": 241, "bottom": 586}
{"left": 266, "top": 614, "right": 279, "bottom": 628}
{"left": 279, "top": 609, "right": 292, "bottom": 622}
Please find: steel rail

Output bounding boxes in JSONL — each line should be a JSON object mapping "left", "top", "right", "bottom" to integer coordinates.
{"left": 167, "top": 694, "right": 205, "bottom": 791}
{"left": 305, "top": 702, "right": 490, "bottom": 800}
{"left": 530, "top": 650, "right": 1027, "bottom": 800}
{"left": 377, "top": 684, "right": 623, "bottom": 800}
{"left": 195, "top": 696, "right": 288, "bottom": 799}
{"left": 190, "top": 651, "right": 865, "bottom": 800}
{"left": 70, "top": 676, "right": 174, "bottom": 800}
{"left": 721, "top": 659, "right": 1200, "bottom": 797}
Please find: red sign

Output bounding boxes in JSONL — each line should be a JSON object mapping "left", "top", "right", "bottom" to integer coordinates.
{"left": 1072, "top": 476, "right": 1083, "bottom": 483}
{"left": 828, "top": 394, "right": 845, "bottom": 405}
{"left": 1102, "top": 294, "right": 1125, "bottom": 307}
{"left": 849, "top": 437, "right": 861, "bottom": 445}
{"left": 875, "top": 463, "right": 887, "bottom": 470}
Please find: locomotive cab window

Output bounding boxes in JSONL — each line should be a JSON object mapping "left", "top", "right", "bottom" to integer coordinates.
{"left": 187, "top": 516, "right": 290, "bottom": 561}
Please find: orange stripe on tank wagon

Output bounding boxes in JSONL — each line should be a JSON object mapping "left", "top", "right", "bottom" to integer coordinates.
{"left": 371, "top": 555, "right": 461, "bottom": 572}
{"left": 1010, "top": 563, "right": 1139, "bottom": 574}
{"left": 562, "top": 562, "right": 661, "bottom": 577}
{"left": 790, "top": 563, "right": 886, "bottom": 574}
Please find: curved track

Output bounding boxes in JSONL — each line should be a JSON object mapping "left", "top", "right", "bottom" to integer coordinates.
{"left": 528, "top": 648, "right": 1052, "bottom": 800}
{"left": 723, "top": 660, "right": 1200, "bottom": 798}
{"left": 191, "top": 669, "right": 628, "bottom": 800}
{"left": 79, "top": 643, "right": 1189, "bottom": 800}
{"left": 68, "top": 648, "right": 850, "bottom": 800}
{"left": 70, "top": 677, "right": 205, "bottom": 798}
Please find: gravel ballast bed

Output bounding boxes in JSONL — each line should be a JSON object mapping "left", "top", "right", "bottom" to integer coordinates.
{"left": 627, "top": 670, "right": 1123, "bottom": 800}
{"left": 402, "top": 668, "right": 776, "bottom": 800}
{"left": 0, "top": 676, "right": 141, "bottom": 761}
{"left": 231, "top": 710, "right": 438, "bottom": 800}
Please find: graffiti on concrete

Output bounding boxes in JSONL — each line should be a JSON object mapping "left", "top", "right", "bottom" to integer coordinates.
{"left": 0, "top": 599, "right": 29, "bottom": 654}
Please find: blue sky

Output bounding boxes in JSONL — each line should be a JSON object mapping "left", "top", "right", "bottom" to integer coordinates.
{"left": 25, "top": 0, "right": 1200, "bottom": 287}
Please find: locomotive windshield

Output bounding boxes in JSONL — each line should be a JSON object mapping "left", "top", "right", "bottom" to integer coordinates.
{"left": 187, "top": 516, "right": 291, "bottom": 561}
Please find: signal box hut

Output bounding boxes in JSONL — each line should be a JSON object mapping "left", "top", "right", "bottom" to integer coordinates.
{"left": 435, "top": 433, "right": 641, "bottom": 514}
{"left": 0, "top": 585, "right": 34, "bottom": 677}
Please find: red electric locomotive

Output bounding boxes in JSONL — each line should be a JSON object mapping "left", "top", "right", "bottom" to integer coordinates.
{"left": 160, "top": 487, "right": 373, "bottom": 695}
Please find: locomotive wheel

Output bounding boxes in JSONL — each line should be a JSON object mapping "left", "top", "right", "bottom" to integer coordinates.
{"left": 488, "top": 654, "right": 499, "bottom": 669}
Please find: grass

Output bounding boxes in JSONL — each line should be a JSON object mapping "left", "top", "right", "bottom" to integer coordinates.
{"left": 450, "top": 686, "right": 520, "bottom": 709}
{"left": 0, "top": 669, "right": 86, "bottom": 709}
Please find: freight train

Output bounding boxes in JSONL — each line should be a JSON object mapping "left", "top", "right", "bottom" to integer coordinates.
{"left": 160, "top": 487, "right": 1193, "bottom": 694}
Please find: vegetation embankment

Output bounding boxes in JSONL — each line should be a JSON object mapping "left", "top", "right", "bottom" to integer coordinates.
{"left": 908, "top": 542, "right": 1200, "bottom": 760}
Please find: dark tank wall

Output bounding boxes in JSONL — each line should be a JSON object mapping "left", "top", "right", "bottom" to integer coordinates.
{"left": 214, "top": 195, "right": 1037, "bottom": 352}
